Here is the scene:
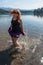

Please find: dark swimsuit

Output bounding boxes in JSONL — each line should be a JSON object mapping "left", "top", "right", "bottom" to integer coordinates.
{"left": 8, "top": 19, "right": 22, "bottom": 38}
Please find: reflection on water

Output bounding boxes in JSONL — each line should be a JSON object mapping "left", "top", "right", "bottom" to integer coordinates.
{"left": 34, "top": 13, "right": 43, "bottom": 18}
{"left": 0, "top": 15, "right": 43, "bottom": 65}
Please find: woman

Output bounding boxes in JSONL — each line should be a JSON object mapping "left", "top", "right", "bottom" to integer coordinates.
{"left": 8, "top": 10, "right": 25, "bottom": 51}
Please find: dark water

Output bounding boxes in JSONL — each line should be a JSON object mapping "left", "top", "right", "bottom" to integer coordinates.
{"left": 0, "top": 15, "right": 43, "bottom": 65}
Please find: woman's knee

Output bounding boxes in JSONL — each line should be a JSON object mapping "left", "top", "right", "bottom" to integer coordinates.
{"left": 11, "top": 37, "right": 18, "bottom": 43}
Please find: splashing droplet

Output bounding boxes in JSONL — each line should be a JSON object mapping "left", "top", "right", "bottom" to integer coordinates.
{"left": 40, "top": 57, "right": 43, "bottom": 63}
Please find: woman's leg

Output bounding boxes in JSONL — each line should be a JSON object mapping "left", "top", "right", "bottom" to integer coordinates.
{"left": 11, "top": 37, "right": 18, "bottom": 47}
{"left": 11, "top": 37, "right": 22, "bottom": 49}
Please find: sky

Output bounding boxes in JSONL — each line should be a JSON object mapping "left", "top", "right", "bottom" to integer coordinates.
{"left": 0, "top": 0, "right": 43, "bottom": 10}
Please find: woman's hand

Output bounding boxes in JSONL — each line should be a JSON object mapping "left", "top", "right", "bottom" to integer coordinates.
{"left": 22, "top": 32, "right": 26, "bottom": 36}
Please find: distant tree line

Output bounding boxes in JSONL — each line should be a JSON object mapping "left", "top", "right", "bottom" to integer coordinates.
{"left": 33, "top": 8, "right": 43, "bottom": 16}
{"left": 0, "top": 9, "right": 33, "bottom": 15}
{"left": 0, "top": 9, "right": 9, "bottom": 15}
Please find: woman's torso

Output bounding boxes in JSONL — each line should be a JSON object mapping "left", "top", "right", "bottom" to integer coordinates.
{"left": 11, "top": 19, "right": 21, "bottom": 33}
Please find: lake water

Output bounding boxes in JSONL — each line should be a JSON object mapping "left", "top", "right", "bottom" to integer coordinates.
{"left": 0, "top": 15, "right": 43, "bottom": 65}
{"left": 0, "top": 15, "right": 43, "bottom": 39}
{"left": 0, "top": 15, "right": 43, "bottom": 49}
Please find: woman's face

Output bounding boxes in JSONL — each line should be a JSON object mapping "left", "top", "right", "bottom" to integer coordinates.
{"left": 12, "top": 13, "right": 18, "bottom": 19}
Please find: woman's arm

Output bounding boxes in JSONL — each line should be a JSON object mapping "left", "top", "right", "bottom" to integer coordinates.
{"left": 8, "top": 24, "right": 12, "bottom": 32}
{"left": 8, "top": 19, "right": 12, "bottom": 32}
{"left": 10, "top": 19, "right": 13, "bottom": 30}
{"left": 19, "top": 19, "right": 25, "bottom": 35}
{"left": 9, "top": 24, "right": 12, "bottom": 29}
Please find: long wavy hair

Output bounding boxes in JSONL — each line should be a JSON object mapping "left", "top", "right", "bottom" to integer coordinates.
{"left": 9, "top": 10, "right": 21, "bottom": 20}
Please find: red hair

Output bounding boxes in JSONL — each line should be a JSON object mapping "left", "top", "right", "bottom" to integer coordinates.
{"left": 9, "top": 10, "right": 21, "bottom": 20}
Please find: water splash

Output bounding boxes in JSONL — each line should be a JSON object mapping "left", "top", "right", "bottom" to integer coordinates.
{"left": 40, "top": 57, "right": 43, "bottom": 63}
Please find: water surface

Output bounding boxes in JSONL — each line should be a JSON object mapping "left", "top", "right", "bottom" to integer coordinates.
{"left": 0, "top": 15, "right": 43, "bottom": 65}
